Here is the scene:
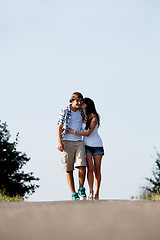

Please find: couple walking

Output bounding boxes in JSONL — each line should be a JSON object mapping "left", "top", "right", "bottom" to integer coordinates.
{"left": 57, "top": 92, "right": 104, "bottom": 200}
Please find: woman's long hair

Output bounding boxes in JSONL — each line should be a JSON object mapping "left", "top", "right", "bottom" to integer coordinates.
{"left": 83, "top": 98, "right": 100, "bottom": 130}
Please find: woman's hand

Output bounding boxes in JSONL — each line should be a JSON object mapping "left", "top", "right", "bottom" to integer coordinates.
{"left": 66, "top": 128, "right": 74, "bottom": 134}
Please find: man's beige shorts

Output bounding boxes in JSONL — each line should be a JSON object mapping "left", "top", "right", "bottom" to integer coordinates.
{"left": 61, "top": 141, "right": 86, "bottom": 172}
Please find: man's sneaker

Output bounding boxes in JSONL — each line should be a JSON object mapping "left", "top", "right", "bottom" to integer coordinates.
{"left": 78, "top": 187, "right": 87, "bottom": 200}
{"left": 72, "top": 192, "right": 80, "bottom": 200}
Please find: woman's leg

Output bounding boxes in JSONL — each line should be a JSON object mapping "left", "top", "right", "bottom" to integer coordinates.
{"left": 86, "top": 153, "right": 94, "bottom": 196}
{"left": 93, "top": 154, "right": 103, "bottom": 198}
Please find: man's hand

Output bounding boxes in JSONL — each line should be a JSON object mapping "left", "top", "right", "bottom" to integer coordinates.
{"left": 58, "top": 142, "right": 64, "bottom": 152}
{"left": 57, "top": 124, "right": 64, "bottom": 152}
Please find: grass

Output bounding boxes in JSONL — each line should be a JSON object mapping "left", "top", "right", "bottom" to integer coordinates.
{"left": 0, "top": 194, "right": 24, "bottom": 202}
{"left": 140, "top": 191, "right": 160, "bottom": 201}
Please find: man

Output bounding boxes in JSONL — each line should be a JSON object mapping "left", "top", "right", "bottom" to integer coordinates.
{"left": 57, "top": 92, "right": 87, "bottom": 200}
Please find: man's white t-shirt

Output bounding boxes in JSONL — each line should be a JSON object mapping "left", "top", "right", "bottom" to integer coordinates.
{"left": 63, "top": 110, "right": 82, "bottom": 141}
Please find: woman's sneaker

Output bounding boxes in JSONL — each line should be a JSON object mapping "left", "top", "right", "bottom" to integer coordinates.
{"left": 78, "top": 187, "right": 87, "bottom": 200}
{"left": 72, "top": 192, "right": 80, "bottom": 200}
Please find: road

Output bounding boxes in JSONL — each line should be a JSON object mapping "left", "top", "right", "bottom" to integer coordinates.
{"left": 0, "top": 200, "right": 160, "bottom": 240}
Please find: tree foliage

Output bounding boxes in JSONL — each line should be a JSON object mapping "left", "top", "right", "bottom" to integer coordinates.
{"left": 144, "top": 148, "right": 160, "bottom": 193}
{"left": 0, "top": 120, "right": 40, "bottom": 198}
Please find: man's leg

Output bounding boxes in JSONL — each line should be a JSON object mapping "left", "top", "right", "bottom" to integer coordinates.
{"left": 75, "top": 141, "right": 86, "bottom": 188}
{"left": 75, "top": 141, "right": 87, "bottom": 199}
{"left": 86, "top": 153, "right": 94, "bottom": 196}
{"left": 62, "top": 141, "right": 78, "bottom": 198}
{"left": 66, "top": 171, "right": 75, "bottom": 195}
{"left": 78, "top": 166, "right": 86, "bottom": 188}
{"left": 78, "top": 166, "right": 86, "bottom": 200}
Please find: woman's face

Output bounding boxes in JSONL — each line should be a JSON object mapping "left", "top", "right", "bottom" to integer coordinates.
{"left": 81, "top": 102, "right": 87, "bottom": 109}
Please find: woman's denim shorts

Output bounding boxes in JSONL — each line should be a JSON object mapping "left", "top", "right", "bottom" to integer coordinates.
{"left": 85, "top": 145, "right": 104, "bottom": 156}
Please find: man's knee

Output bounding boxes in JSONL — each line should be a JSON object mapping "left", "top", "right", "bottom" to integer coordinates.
{"left": 66, "top": 170, "right": 73, "bottom": 173}
{"left": 79, "top": 166, "right": 86, "bottom": 171}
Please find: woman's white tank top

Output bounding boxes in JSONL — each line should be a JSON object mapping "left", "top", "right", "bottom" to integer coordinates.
{"left": 82, "top": 123, "right": 103, "bottom": 147}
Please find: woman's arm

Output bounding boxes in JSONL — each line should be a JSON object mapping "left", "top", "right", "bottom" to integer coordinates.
{"left": 67, "top": 117, "right": 98, "bottom": 137}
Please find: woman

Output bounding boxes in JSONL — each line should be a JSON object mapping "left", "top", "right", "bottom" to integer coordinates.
{"left": 67, "top": 98, "right": 104, "bottom": 200}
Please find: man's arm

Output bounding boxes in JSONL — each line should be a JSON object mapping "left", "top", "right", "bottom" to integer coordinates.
{"left": 57, "top": 124, "right": 64, "bottom": 152}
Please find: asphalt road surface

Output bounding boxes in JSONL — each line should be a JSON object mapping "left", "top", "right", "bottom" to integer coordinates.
{"left": 0, "top": 200, "right": 160, "bottom": 240}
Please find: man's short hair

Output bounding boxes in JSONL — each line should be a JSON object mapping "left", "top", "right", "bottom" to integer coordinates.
{"left": 70, "top": 92, "right": 83, "bottom": 103}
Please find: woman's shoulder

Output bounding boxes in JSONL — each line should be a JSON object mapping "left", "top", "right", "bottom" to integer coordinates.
{"left": 89, "top": 113, "right": 97, "bottom": 119}
{"left": 89, "top": 113, "right": 98, "bottom": 124}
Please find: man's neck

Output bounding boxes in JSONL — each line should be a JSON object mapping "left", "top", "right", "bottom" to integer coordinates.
{"left": 70, "top": 104, "right": 78, "bottom": 112}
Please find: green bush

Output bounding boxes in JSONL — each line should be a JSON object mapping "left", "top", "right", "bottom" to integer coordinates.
{"left": 145, "top": 148, "right": 160, "bottom": 193}
{"left": 0, "top": 120, "right": 40, "bottom": 199}
{"left": 141, "top": 148, "right": 160, "bottom": 200}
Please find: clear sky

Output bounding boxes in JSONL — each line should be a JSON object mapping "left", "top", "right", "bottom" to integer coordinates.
{"left": 1, "top": 0, "right": 160, "bottom": 201}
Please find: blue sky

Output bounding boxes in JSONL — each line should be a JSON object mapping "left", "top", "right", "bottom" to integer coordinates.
{"left": 1, "top": 0, "right": 160, "bottom": 201}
